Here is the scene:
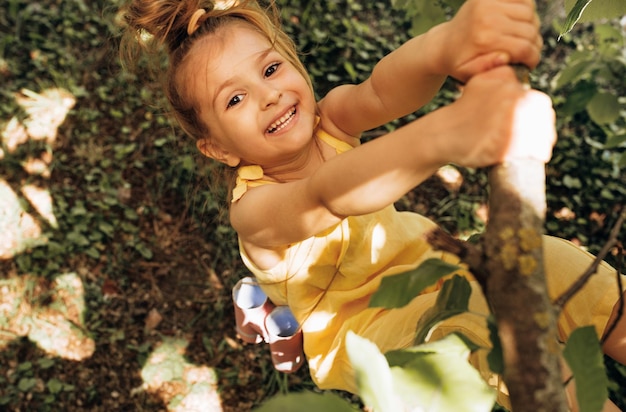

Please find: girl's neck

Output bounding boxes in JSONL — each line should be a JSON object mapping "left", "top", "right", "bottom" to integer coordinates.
{"left": 261, "top": 135, "right": 328, "bottom": 183}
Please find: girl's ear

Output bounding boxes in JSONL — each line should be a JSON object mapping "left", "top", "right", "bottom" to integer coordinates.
{"left": 196, "top": 138, "right": 241, "bottom": 167}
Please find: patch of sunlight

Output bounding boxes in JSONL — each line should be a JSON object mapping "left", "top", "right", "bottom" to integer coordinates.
{"left": 13, "top": 88, "right": 75, "bottom": 144}
{"left": 371, "top": 223, "right": 387, "bottom": 263}
{"left": 302, "top": 309, "right": 335, "bottom": 333}
{"left": 436, "top": 165, "right": 464, "bottom": 192}
{"left": 21, "top": 184, "right": 58, "bottom": 228}
{"left": 0, "top": 87, "right": 74, "bottom": 258}
{"left": 0, "top": 179, "right": 45, "bottom": 259}
{"left": 136, "top": 337, "right": 223, "bottom": 412}
{"left": 0, "top": 87, "right": 92, "bottom": 361}
{"left": 0, "top": 273, "right": 95, "bottom": 360}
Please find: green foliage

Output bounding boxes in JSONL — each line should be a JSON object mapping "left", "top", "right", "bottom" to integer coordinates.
{"left": 562, "top": 0, "right": 626, "bottom": 36}
{"left": 413, "top": 275, "right": 471, "bottom": 344}
{"left": 346, "top": 331, "right": 403, "bottom": 412}
{"left": 545, "top": 17, "right": 626, "bottom": 256}
{"left": 563, "top": 326, "right": 609, "bottom": 412}
{"left": 254, "top": 391, "right": 358, "bottom": 412}
{"left": 391, "top": 0, "right": 464, "bottom": 36}
{"left": 552, "top": 22, "right": 626, "bottom": 162}
{"left": 348, "top": 332, "right": 496, "bottom": 411}
{"left": 277, "top": 0, "right": 410, "bottom": 99}
{"left": 369, "top": 258, "right": 461, "bottom": 308}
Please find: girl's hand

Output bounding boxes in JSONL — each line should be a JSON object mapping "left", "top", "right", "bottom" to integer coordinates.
{"left": 434, "top": 0, "right": 542, "bottom": 82}
{"left": 436, "top": 66, "right": 556, "bottom": 168}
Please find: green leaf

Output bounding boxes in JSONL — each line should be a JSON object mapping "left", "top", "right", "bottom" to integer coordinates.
{"left": 346, "top": 332, "right": 402, "bottom": 412}
{"left": 486, "top": 315, "right": 504, "bottom": 374}
{"left": 414, "top": 275, "right": 472, "bottom": 344}
{"left": 409, "top": 1, "right": 447, "bottom": 36}
{"left": 586, "top": 92, "right": 620, "bottom": 125}
{"left": 561, "top": 0, "right": 593, "bottom": 37}
{"left": 46, "top": 378, "right": 64, "bottom": 394}
{"left": 563, "top": 175, "right": 583, "bottom": 189}
{"left": 595, "top": 24, "right": 624, "bottom": 57}
{"left": 387, "top": 335, "right": 496, "bottom": 411}
{"left": 134, "top": 242, "right": 153, "bottom": 259}
{"left": 559, "top": 81, "right": 597, "bottom": 116}
{"left": 386, "top": 332, "right": 474, "bottom": 366}
{"left": 563, "top": 326, "right": 608, "bottom": 412}
{"left": 604, "top": 134, "right": 626, "bottom": 150}
{"left": 254, "top": 391, "right": 356, "bottom": 412}
{"left": 554, "top": 60, "right": 596, "bottom": 90}
{"left": 18, "top": 377, "right": 37, "bottom": 392}
{"left": 369, "top": 258, "right": 460, "bottom": 309}
{"left": 565, "top": 0, "right": 626, "bottom": 23}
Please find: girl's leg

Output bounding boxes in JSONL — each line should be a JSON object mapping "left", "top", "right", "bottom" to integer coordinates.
{"left": 602, "top": 290, "right": 626, "bottom": 365}
{"left": 543, "top": 236, "right": 625, "bottom": 347}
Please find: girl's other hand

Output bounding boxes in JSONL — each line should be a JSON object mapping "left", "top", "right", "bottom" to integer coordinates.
{"left": 435, "top": 66, "right": 556, "bottom": 168}
{"left": 435, "top": 0, "right": 542, "bottom": 82}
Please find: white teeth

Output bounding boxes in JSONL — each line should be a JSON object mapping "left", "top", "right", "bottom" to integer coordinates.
{"left": 267, "top": 107, "right": 296, "bottom": 133}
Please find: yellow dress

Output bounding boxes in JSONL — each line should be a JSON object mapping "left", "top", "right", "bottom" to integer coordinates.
{"left": 234, "top": 126, "right": 623, "bottom": 398}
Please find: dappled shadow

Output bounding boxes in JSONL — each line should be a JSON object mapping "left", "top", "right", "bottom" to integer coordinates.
{"left": 0, "top": 82, "right": 309, "bottom": 411}
{"left": 0, "top": 87, "right": 96, "bottom": 361}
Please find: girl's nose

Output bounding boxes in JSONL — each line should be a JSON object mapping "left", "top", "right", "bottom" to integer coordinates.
{"left": 261, "top": 87, "right": 281, "bottom": 109}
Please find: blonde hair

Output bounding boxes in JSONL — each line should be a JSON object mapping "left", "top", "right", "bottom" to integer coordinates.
{"left": 120, "top": 0, "right": 313, "bottom": 141}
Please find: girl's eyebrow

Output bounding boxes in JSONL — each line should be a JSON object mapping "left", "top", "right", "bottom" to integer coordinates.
{"left": 211, "top": 47, "right": 275, "bottom": 107}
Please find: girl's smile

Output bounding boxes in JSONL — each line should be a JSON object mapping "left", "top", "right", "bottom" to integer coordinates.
{"left": 267, "top": 106, "right": 297, "bottom": 135}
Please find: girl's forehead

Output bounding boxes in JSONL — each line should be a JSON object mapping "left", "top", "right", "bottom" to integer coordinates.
{"left": 194, "top": 24, "right": 273, "bottom": 64}
{"left": 181, "top": 25, "right": 276, "bottom": 104}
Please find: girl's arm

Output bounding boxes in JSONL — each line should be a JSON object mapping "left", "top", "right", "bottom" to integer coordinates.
{"left": 319, "top": 0, "right": 542, "bottom": 137}
{"left": 231, "top": 67, "right": 556, "bottom": 250}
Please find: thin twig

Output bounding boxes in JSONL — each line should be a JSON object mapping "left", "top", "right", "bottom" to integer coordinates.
{"left": 553, "top": 208, "right": 625, "bottom": 310}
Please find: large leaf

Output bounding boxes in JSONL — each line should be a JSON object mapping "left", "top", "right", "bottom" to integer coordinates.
{"left": 345, "top": 332, "right": 402, "bottom": 412}
{"left": 408, "top": 1, "right": 448, "bottom": 36}
{"left": 369, "top": 258, "right": 461, "bottom": 309}
{"left": 586, "top": 92, "right": 620, "bottom": 125}
{"left": 386, "top": 332, "right": 474, "bottom": 366}
{"left": 565, "top": 0, "right": 626, "bottom": 23}
{"left": 254, "top": 391, "right": 356, "bottom": 412}
{"left": 604, "top": 133, "right": 626, "bottom": 149}
{"left": 561, "top": 0, "right": 593, "bottom": 37}
{"left": 387, "top": 335, "right": 496, "bottom": 412}
{"left": 562, "top": 326, "right": 609, "bottom": 412}
{"left": 414, "top": 275, "right": 472, "bottom": 344}
{"left": 595, "top": 24, "right": 625, "bottom": 57}
{"left": 558, "top": 81, "right": 597, "bottom": 115}
{"left": 554, "top": 59, "right": 596, "bottom": 90}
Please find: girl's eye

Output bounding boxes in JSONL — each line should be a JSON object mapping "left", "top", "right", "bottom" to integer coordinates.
{"left": 264, "top": 63, "right": 280, "bottom": 78}
{"left": 227, "top": 94, "right": 243, "bottom": 108}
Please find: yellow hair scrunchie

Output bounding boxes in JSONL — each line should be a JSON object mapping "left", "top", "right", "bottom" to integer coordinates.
{"left": 187, "top": 9, "right": 207, "bottom": 35}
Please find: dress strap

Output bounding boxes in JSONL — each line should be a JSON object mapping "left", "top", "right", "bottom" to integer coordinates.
{"left": 231, "top": 126, "right": 355, "bottom": 203}
{"left": 232, "top": 165, "right": 276, "bottom": 203}
{"left": 316, "top": 128, "right": 355, "bottom": 154}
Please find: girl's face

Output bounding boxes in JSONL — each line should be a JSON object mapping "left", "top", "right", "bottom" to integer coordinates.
{"left": 185, "top": 23, "right": 318, "bottom": 169}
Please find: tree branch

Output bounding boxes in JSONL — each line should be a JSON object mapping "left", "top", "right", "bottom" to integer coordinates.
{"left": 553, "top": 208, "right": 625, "bottom": 310}
{"left": 425, "top": 228, "right": 487, "bottom": 287}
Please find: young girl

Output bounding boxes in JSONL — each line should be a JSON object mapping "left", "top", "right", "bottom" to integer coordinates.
{"left": 121, "top": 0, "right": 626, "bottom": 408}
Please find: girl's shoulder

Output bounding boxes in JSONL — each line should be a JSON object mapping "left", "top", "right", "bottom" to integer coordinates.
{"left": 316, "top": 98, "right": 361, "bottom": 148}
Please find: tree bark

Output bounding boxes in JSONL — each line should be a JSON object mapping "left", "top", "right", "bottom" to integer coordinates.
{"left": 482, "top": 159, "right": 567, "bottom": 411}
{"left": 428, "top": 65, "right": 569, "bottom": 410}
